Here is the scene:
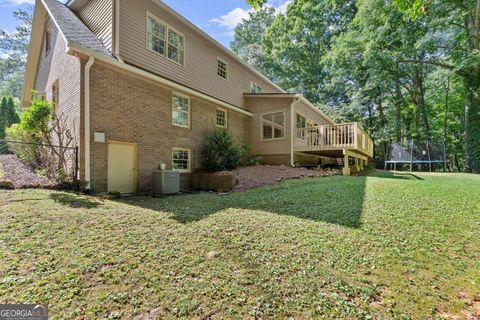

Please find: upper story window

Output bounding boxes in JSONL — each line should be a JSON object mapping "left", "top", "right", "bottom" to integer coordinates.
{"left": 172, "top": 93, "right": 190, "bottom": 128}
{"left": 262, "top": 112, "right": 285, "bottom": 140}
{"left": 217, "top": 59, "right": 228, "bottom": 79}
{"left": 52, "top": 80, "right": 59, "bottom": 113}
{"left": 216, "top": 108, "right": 227, "bottom": 128}
{"left": 251, "top": 82, "right": 262, "bottom": 94}
{"left": 147, "top": 13, "right": 185, "bottom": 66}
{"left": 147, "top": 15, "right": 166, "bottom": 55}
{"left": 168, "top": 28, "right": 185, "bottom": 65}
{"left": 45, "top": 29, "right": 52, "bottom": 55}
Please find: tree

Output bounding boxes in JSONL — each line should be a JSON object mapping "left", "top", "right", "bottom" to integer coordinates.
{"left": 0, "top": 96, "right": 20, "bottom": 139}
{"left": 392, "top": 0, "right": 480, "bottom": 173}
{"left": 231, "top": 6, "right": 276, "bottom": 76}
{"left": 0, "top": 7, "right": 33, "bottom": 98}
{"left": 263, "top": 0, "right": 357, "bottom": 102}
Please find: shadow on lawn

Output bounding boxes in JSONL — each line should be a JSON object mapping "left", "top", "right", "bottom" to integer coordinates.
{"left": 118, "top": 176, "right": 368, "bottom": 228}
{"left": 374, "top": 170, "right": 424, "bottom": 180}
{"left": 50, "top": 192, "right": 102, "bottom": 209}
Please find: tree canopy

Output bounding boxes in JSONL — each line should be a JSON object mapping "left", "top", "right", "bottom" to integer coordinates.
{"left": 240, "top": 0, "right": 480, "bottom": 172}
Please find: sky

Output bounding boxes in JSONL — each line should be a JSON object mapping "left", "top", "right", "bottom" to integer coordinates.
{"left": 0, "top": 0, "right": 291, "bottom": 48}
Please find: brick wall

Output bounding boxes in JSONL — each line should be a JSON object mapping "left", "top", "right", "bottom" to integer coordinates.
{"left": 89, "top": 62, "right": 249, "bottom": 193}
{"left": 34, "top": 17, "right": 83, "bottom": 179}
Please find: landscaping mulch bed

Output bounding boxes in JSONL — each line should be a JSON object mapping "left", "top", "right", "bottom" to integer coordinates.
{"left": 216, "top": 165, "right": 340, "bottom": 192}
{"left": 0, "top": 154, "right": 52, "bottom": 189}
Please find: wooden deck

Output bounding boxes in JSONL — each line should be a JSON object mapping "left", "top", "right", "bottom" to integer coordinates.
{"left": 295, "top": 122, "right": 374, "bottom": 158}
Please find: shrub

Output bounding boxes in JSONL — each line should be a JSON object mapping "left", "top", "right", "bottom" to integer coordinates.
{"left": 239, "top": 144, "right": 258, "bottom": 167}
{"left": 201, "top": 128, "right": 241, "bottom": 171}
{"left": 5, "top": 124, "right": 37, "bottom": 165}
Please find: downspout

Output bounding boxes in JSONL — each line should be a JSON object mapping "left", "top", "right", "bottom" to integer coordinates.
{"left": 84, "top": 56, "right": 95, "bottom": 190}
{"left": 290, "top": 98, "right": 297, "bottom": 167}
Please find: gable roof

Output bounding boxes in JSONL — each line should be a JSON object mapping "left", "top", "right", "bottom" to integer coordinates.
{"left": 42, "top": 0, "right": 111, "bottom": 56}
{"left": 22, "top": 0, "right": 111, "bottom": 106}
{"left": 67, "top": 0, "right": 286, "bottom": 94}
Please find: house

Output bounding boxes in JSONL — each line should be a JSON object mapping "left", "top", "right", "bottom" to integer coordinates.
{"left": 22, "top": 0, "right": 373, "bottom": 194}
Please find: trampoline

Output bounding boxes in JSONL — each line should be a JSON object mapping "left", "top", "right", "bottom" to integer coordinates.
{"left": 384, "top": 140, "right": 450, "bottom": 172}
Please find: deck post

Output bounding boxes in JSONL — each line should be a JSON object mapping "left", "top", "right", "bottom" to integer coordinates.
{"left": 354, "top": 154, "right": 361, "bottom": 172}
{"left": 342, "top": 149, "right": 351, "bottom": 176}
{"left": 359, "top": 156, "right": 365, "bottom": 171}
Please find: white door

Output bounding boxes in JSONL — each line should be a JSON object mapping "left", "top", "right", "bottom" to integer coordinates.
{"left": 108, "top": 143, "right": 136, "bottom": 194}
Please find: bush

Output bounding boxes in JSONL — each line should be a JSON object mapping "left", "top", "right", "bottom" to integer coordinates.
{"left": 201, "top": 129, "right": 241, "bottom": 171}
{"left": 239, "top": 144, "right": 258, "bottom": 167}
{"left": 5, "top": 124, "right": 37, "bottom": 165}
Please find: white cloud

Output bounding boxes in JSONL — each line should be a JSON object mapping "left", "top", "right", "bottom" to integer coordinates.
{"left": 209, "top": 7, "right": 251, "bottom": 31}
{"left": 209, "top": 0, "right": 292, "bottom": 31}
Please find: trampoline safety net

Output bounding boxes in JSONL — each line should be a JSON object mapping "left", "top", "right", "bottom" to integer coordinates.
{"left": 385, "top": 140, "right": 449, "bottom": 171}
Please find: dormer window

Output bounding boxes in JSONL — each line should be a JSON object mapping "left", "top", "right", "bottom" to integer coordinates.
{"left": 45, "top": 29, "right": 51, "bottom": 55}
{"left": 217, "top": 59, "right": 228, "bottom": 79}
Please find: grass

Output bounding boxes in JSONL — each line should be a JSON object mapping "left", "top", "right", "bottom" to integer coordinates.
{"left": 0, "top": 171, "right": 479, "bottom": 319}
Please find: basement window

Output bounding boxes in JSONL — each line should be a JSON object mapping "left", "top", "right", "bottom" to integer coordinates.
{"left": 172, "top": 148, "right": 191, "bottom": 172}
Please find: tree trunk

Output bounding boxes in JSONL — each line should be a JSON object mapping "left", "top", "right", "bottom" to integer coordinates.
{"left": 464, "top": 71, "right": 480, "bottom": 173}
{"left": 414, "top": 66, "right": 430, "bottom": 142}
{"left": 395, "top": 81, "right": 403, "bottom": 143}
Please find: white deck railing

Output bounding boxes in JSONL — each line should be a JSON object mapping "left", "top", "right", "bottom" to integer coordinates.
{"left": 295, "top": 122, "right": 374, "bottom": 157}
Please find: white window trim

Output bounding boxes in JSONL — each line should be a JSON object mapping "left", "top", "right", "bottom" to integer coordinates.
{"left": 172, "top": 92, "right": 191, "bottom": 129}
{"left": 167, "top": 25, "right": 186, "bottom": 66}
{"left": 216, "top": 107, "right": 228, "bottom": 128}
{"left": 217, "top": 57, "right": 229, "bottom": 80}
{"left": 172, "top": 147, "right": 191, "bottom": 173}
{"left": 261, "top": 110, "right": 286, "bottom": 141}
{"left": 250, "top": 82, "right": 262, "bottom": 94}
{"left": 146, "top": 12, "right": 185, "bottom": 67}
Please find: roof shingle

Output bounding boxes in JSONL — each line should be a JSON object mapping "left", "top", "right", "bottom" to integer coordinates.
{"left": 42, "top": 0, "right": 111, "bottom": 57}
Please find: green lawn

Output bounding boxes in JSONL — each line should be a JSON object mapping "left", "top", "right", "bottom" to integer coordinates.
{"left": 1, "top": 171, "right": 479, "bottom": 319}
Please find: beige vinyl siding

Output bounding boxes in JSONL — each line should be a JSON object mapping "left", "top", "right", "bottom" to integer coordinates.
{"left": 247, "top": 97, "right": 294, "bottom": 156}
{"left": 292, "top": 100, "right": 332, "bottom": 127}
{"left": 78, "top": 0, "right": 113, "bottom": 52}
{"left": 118, "top": 0, "right": 282, "bottom": 108}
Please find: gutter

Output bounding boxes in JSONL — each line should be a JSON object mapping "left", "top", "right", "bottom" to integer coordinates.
{"left": 67, "top": 43, "right": 253, "bottom": 117}
{"left": 84, "top": 56, "right": 95, "bottom": 190}
{"left": 290, "top": 99, "right": 296, "bottom": 167}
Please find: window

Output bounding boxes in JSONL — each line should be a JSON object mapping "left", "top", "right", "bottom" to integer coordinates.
{"left": 52, "top": 81, "right": 59, "bottom": 113}
{"left": 217, "top": 59, "right": 228, "bottom": 79}
{"left": 250, "top": 82, "right": 262, "bottom": 94}
{"left": 216, "top": 108, "right": 227, "bottom": 128}
{"left": 147, "top": 13, "right": 185, "bottom": 66}
{"left": 172, "top": 94, "right": 190, "bottom": 128}
{"left": 296, "top": 113, "right": 306, "bottom": 139}
{"left": 45, "top": 29, "right": 51, "bottom": 55}
{"left": 262, "top": 112, "right": 285, "bottom": 140}
{"left": 172, "top": 148, "right": 191, "bottom": 172}
{"left": 167, "top": 28, "right": 184, "bottom": 65}
{"left": 147, "top": 15, "right": 166, "bottom": 55}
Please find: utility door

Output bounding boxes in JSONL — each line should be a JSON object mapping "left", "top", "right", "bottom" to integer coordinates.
{"left": 108, "top": 142, "right": 136, "bottom": 194}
